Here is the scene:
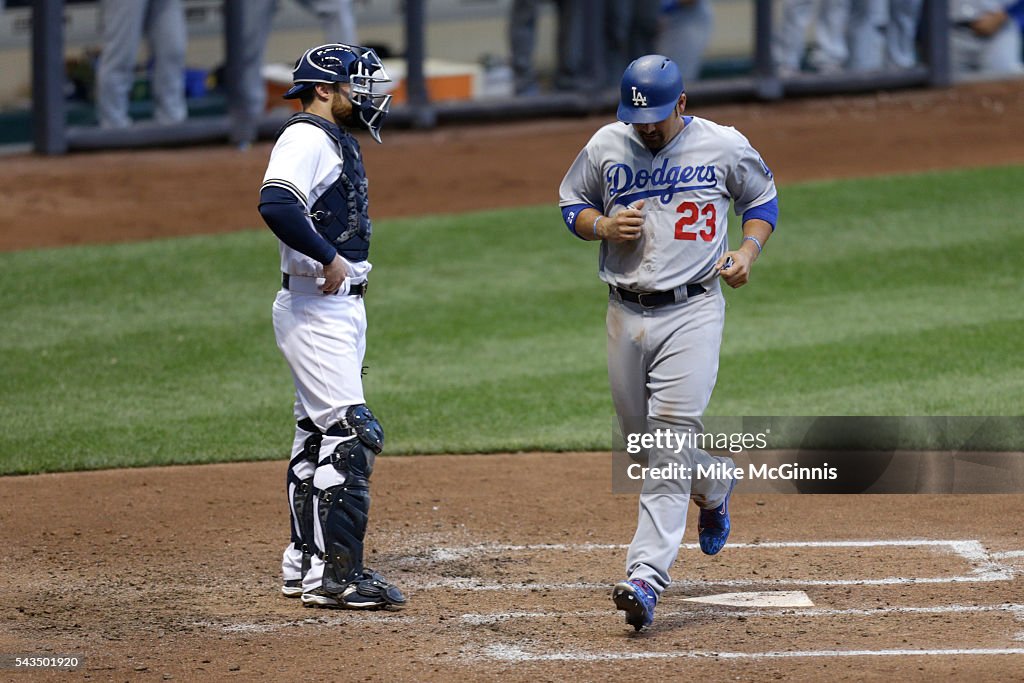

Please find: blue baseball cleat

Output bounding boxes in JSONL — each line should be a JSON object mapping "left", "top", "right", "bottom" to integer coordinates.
{"left": 698, "top": 476, "right": 737, "bottom": 556}
{"left": 612, "top": 578, "right": 657, "bottom": 631}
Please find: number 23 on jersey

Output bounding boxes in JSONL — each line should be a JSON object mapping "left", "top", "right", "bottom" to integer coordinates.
{"left": 674, "top": 201, "right": 716, "bottom": 242}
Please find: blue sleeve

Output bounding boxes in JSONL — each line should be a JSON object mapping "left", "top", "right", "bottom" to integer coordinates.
{"left": 258, "top": 186, "right": 338, "bottom": 265}
{"left": 742, "top": 196, "right": 778, "bottom": 232}
{"left": 1009, "top": 0, "right": 1024, "bottom": 28}
{"left": 561, "top": 203, "right": 597, "bottom": 240}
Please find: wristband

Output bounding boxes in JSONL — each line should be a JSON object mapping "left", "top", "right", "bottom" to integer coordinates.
{"left": 593, "top": 215, "right": 602, "bottom": 239}
{"left": 743, "top": 235, "right": 763, "bottom": 254}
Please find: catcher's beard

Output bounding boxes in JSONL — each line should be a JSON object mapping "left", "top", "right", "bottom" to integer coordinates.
{"left": 339, "top": 108, "right": 361, "bottom": 130}
{"left": 331, "top": 92, "right": 362, "bottom": 130}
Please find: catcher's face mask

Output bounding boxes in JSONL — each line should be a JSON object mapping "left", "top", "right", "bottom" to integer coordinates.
{"left": 284, "top": 43, "right": 393, "bottom": 143}
{"left": 347, "top": 48, "right": 393, "bottom": 144}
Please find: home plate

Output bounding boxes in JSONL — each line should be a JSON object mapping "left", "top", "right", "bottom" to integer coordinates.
{"left": 683, "top": 591, "right": 814, "bottom": 608}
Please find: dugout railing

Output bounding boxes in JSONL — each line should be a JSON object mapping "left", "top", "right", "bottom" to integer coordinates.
{"left": 30, "top": 0, "right": 951, "bottom": 155}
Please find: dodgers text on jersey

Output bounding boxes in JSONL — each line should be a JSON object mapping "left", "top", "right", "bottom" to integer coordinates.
{"left": 607, "top": 158, "right": 719, "bottom": 207}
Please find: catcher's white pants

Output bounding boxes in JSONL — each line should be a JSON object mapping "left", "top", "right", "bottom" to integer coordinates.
{"left": 272, "top": 287, "right": 367, "bottom": 585}
{"left": 606, "top": 279, "right": 734, "bottom": 595}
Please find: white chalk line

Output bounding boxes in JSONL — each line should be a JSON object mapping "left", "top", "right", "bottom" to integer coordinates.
{"left": 478, "top": 643, "right": 1024, "bottom": 662}
{"left": 993, "top": 550, "right": 1024, "bottom": 560}
{"left": 192, "top": 612, "right": 418, "bottom": 634}
{"left": 404, "top": 539, "right": 1015, "bottom": 591}
{"left": 199, "top": 539, "right": 1021, "bottom": 639}
{"left": 408, "top": 574, "right": 1011, "bottom": 591}
{"left": 459, "top": 603, "right": 1024, "bottom": 625}
{"left": 200, "top": 601, "right": 1024, "bottom": 637}
{"left": 198, "top": 603, "right": 1024, "bottom": 635}
{"left": 449, "top": 540, "right": 1024, "bottom": 664}
{"left": 421, "top": 539, "right": 973, "bottom": 563}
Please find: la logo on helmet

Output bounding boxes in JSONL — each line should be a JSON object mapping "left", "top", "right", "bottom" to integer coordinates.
{"left": 631, "top": 86, "right": 647, "bottom": 107}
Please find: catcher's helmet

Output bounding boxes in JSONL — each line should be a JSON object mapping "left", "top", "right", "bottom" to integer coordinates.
{"left": 617, "top": 55, "right": 684, "bottom": 125}
{"left": 284, "top": 43, "right": 393, "bottom": 143}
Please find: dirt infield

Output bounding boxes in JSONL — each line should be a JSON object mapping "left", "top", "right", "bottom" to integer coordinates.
{"left": 2, "top": 79, "right": 1024, "bottom": 681}
{"left": 2, "top": 456, "right": 1024, "bottom": 681}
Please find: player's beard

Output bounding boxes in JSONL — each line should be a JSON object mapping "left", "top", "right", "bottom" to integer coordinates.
{"left": 639, "top": 131, "right": 664, "bottom": 150}
{"left": 634, "top": 125, "right": 665, "bottom": 150}
{"left": 332, "top": 93, "right": 361, "bottom": 130}
{"left": 636, "top": 114, "right": 684, "bottom": 151}
{"left": 339, "top": 108, "right": 362, "bottom": 130}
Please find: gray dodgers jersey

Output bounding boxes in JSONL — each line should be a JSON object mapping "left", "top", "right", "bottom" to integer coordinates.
{"left": 559, "top": 116, "right": 777, "bottom": 292}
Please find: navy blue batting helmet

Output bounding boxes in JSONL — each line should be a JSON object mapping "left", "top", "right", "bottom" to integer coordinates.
{"left": 284, "top": 43, "right": 393, "bottom": 143}
{"left": 617, "top": 55, "right": 685, "bottom": 124}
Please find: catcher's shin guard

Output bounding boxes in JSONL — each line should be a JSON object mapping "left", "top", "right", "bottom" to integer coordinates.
{"left": 288, "top": 418, "right": 322, "bottom": 575}
{"left": 318, "top": 481, "right": 370, "bottom": 591}
{"left": 318, "top": 405, "right": 384, "bottom": 593}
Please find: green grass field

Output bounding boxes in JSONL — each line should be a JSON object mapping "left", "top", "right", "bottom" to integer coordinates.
{"left": 1, "top": 165, "right": 1022, "bottom": 474}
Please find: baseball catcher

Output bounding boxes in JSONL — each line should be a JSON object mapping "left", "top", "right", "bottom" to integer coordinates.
{"left": 258, "top": 43, "right": 404, "bottom": 609}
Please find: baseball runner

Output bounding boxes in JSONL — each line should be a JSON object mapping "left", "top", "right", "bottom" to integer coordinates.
{"left": 257, "top": 44, "right": 405, "bottom": 609}
{"left": 558, "top": 55, "right": 778, "bottom": 630}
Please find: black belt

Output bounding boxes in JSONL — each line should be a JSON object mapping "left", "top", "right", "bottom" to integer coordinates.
{"left": 282, "top": 273, "right": 366, "bottom": 296}
{"left": 610, "top": 283, "right": 706, "bottom": 308}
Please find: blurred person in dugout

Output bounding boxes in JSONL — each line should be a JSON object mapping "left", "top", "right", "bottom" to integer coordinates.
{"left": 230, "top": 0, "right": 360, "bottom": 147}
{"left": 950, "top": 0, "right": 1024, "bottom": 77}
{"left": 95, "top": 0, "right": 187, "bottom": 129}
{"left": 774, "top": 0, "right": 922, "bottom": 74}
{"left": 774, "top": 0, "right": 852, "bottom": 74}
{"left": 1011, "top": 0, "right": 1024, "bottom": 53}
{"left": 846, "top": 0, "right": 923, "bottom": 70}
{"left": 656, "top": 0, "right": 714, "bottom": 82}
{"left": 1010, "top": 0, "right": 1024, "bottom": 54}
{"left": 603, "top": 0, "right": 661, "bottom": 86}
{"left": 508, "top": 0, "right": 588, "bottom": 94}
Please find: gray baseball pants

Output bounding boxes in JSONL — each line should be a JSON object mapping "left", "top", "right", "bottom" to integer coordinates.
{"left": 848, "top": 0, "right": 923, "bottom": 70}
{"left": 229, "top": 0, "right": 360, "bottom": 146}
{"left": 656, "top": 0, "right": 714, "bottom": 82}
{"left": 607, "top": 279, "right": 734, "bottom": 595}
{"left": 774, "top": 0, "right": 851, "bottom": 72}
{"left": 950, "top": 21, "right": 1024, "bottom": 78}
{"left": 95, "top": 0, "right": 187, "bottom": 128}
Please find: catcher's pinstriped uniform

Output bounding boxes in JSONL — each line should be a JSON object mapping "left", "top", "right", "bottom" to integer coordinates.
{"left": 558, "top": 55, "right": 778, "bottom": 630}
{"left": 257, "top": 44, "right": 404, "bottom": 610}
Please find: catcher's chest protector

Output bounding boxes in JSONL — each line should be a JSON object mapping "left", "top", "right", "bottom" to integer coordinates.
{"left": 278, "top": 113, "right": 373, "bottom": 262}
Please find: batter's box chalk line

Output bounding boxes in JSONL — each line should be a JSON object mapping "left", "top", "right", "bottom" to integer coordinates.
{"left": 198, "top": 540, "right": 1021, "bottom": 641}
{"left": 476, "top": 644, "right": 1024, "bottom": 663}
{"left": 446, "top": 540, "right": 1024, "bottom": 663}
{"left": 193, "top": 612, "right": 419, "bottom": 634}
{"left": 404, "top": 539, "right": 1017, "bottom": 591}
{"left": 459, "top": 602, "right": 1024, "bottom": 625}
